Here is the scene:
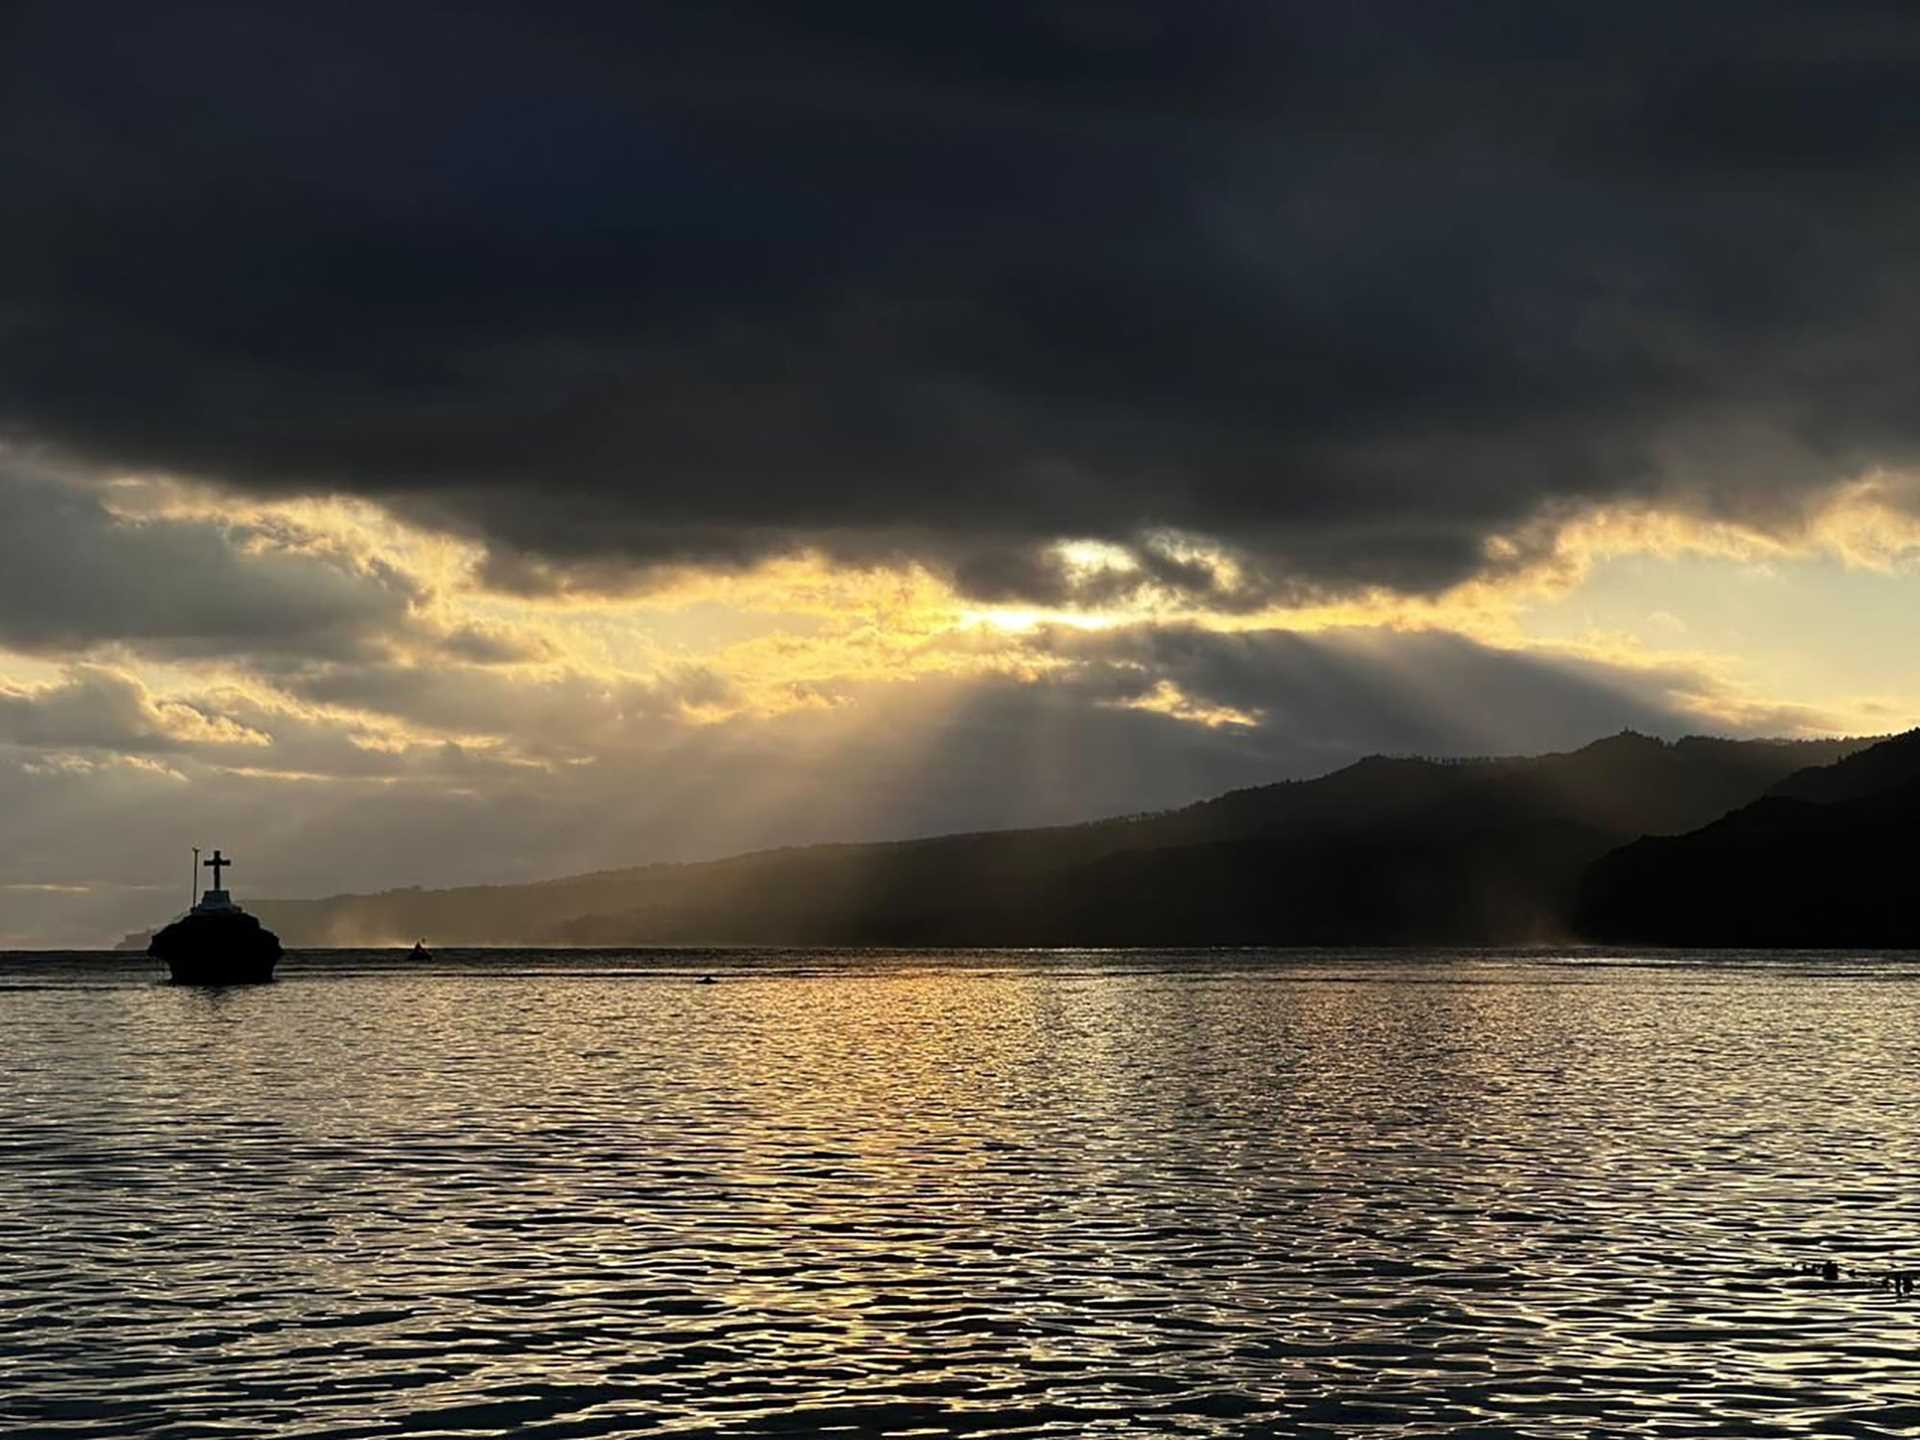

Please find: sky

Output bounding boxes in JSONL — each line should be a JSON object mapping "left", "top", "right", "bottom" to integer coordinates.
{"left": 6, "top": 1, "right": 1920, "bottom": 945}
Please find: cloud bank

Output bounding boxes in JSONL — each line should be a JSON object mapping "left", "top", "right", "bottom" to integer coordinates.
{"left": 7, "top": 3, "right": 1920, "bottom": 601}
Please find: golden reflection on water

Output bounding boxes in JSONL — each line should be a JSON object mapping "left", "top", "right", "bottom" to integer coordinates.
{"left": 4, "top": 950, "right": 1920, "bottom": 1437}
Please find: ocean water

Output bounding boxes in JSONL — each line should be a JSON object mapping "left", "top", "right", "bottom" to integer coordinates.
{"left": 3, "top": 948, "right": 1919, "bottom": 1438}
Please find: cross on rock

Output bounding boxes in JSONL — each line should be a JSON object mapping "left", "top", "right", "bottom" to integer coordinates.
{"left": 204, "top": 850, "right": 232, "bottom": 890}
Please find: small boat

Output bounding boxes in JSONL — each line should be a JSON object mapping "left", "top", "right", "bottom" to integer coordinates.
{"left": 148, "top": 849, "right": 282, "bottom": 985}
{"left": 409, "top": 939, "right": 433, "bottom": 960}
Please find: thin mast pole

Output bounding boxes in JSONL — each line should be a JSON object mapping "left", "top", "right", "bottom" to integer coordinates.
{"left": 191, "top": 846, "right": 199, "bottom": 910}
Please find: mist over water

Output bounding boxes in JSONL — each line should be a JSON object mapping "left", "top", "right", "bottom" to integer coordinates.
{"left": 4, "top": 950, "right": 1918, "bottom": 1437}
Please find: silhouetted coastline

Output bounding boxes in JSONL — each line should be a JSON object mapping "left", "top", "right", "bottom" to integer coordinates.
{"left": 242, "top": 731, "right": 1908, "bottom": 950}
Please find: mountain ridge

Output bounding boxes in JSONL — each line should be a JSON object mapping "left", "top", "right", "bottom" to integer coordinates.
{"left": 1577, "top": 728, "right": 1920, "bottom": 946}
{"left": 241, "top": 730, "right": 1872, "bottom": 948}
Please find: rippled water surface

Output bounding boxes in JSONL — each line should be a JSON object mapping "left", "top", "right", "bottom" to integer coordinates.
{"left": 5, "top": 948, "right": 1920, "bottom": 1437}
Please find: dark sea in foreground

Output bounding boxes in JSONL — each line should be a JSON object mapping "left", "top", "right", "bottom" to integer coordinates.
{"left": 5, "top": 949, "right": 1918, "bottom": 1438}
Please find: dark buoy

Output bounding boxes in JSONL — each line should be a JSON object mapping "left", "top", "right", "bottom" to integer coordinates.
{"left": 148, "top": 848, "right": 281, "bottom": 985}
{"left": 697, "top": 974, "right": 717, "bottom": 985}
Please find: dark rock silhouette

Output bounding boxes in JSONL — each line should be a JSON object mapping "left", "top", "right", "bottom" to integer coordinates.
{"left": 149, "top": 909, "right": 282, "bottom": 984}
{"left": 250, "top": 732, "right": 1866, "bottom": 948}
{"left": 148, "top": 848, "right": 283, "bottom": 983}
{"left": 1577, "top": 729, "right": 1920, "bottom": 945}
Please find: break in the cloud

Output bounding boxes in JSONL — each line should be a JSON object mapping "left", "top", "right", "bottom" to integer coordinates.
{"left": 0, "top": 438, "right": 1916, "bottom": 945}
{"left": 0, "top": 621, "right": 1716, "bottom": 948}
{"left": 5, "top": 5, "right": 1920, "bottom": 944}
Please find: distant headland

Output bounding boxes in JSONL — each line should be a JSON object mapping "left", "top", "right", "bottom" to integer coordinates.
{"left": 194, "top": 728, "right": 1920, "bottom": 951}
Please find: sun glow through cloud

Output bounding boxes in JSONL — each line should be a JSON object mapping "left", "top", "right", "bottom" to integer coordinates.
{"left": 9, "top": 461, "right": 1920, "bottom": 944}
{"left": 29, "top": 467, "right": 1920, "bottom": 743}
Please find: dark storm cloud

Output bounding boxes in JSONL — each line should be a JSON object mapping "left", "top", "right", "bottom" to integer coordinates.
{"left": 6, "top": 2, "right": 1920, "bottom": 599}
{"left": 0, "top": 460, "right": 411, "bottom": 659}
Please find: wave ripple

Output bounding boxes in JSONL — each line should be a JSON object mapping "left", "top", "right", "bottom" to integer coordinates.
{"left": 2, "top": 949, "right": 1917, "bottom": 1437}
